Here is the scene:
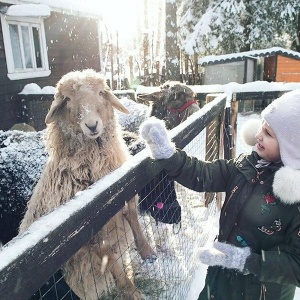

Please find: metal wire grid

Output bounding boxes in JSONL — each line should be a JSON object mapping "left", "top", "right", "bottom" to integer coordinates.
{"left": 23, "top": 115, "right": 223, "bottom": 300}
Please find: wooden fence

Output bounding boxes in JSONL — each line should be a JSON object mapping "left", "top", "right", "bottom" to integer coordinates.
{"left": 0, "top": 88, "right": 293, "bottom": 299}
{"left": 0, "top": 95, "right": 227, "bottom": 300}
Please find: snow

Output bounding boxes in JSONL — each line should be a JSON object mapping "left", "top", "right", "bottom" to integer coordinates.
{"left": 137, "top": 81, "right": 300, "bottom": 108}
{"left": 5, "top": 4, "right": 51, "bottom": 17}
{"left": 198, "top": 47, "right": 300, "bottom": 65}
{"left": 116, "top": 97, "right": 149, "bottom": 132}
{"left": 19, "top": 83, "right": 55, "bottom": 95}
{"left": 3, "top": 0, "right": 103, "bottom": 18}
{"left": 21, "top": 80, "right": 300, "bottom": 99}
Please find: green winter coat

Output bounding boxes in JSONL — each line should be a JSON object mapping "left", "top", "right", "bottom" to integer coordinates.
{"left": 155, "top": 150, "right": 300, "bottom": 300}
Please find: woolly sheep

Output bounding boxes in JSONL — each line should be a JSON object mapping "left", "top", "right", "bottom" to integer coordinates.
{"left": 18, "top": 69, "right": 156, "bottom": 300}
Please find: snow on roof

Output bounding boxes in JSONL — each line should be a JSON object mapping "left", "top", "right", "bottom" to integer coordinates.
{"left": 198, "top": 47, "right": 300, "bottom": 66}
{"left": 5, "top": 3, "right": 51, "bottom": 17}
{"left": 1, "top": 0, "right": 102, "bottom": 19}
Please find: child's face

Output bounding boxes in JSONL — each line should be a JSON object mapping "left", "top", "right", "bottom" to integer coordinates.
{"left": 255, "top": 120, "right": 281, "bottom": 162}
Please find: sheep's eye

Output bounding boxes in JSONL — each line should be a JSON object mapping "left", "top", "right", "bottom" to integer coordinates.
{"left": 99, "top": 91, "right": 104, "bottom": 96}
{"left": 64, "top": 96, "right": 71, "bottom": 102}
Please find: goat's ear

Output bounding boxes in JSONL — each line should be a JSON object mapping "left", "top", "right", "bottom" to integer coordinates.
{"left": 105, "top": 90, "right": 129, "bottom": 114}
{"left": 150, "top": 91, "right": 165, "bottom": 101}
{"left": 45, "top": 92, "right": 65, "bottom": 124}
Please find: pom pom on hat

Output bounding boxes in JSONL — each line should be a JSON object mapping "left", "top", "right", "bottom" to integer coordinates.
{"left": 240, "top": 118, "right": 261, "bottom": 147}
{"left": 261, "top": 89, "right": 300, "bottom": 170}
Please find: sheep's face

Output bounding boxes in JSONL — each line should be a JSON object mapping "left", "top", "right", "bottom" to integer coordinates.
{"left": 45, "top": 69, "right": 129, "bottom": 139}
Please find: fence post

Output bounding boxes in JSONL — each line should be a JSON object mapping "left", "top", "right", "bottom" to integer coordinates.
{"left": 205, "top": 94, "right": 223, "bottom": 210}
{"left": 223, "top": 106, "right": 233, "bottom": 160}
{"left": 231, "top": 93, "right": 238, "bottom": 158}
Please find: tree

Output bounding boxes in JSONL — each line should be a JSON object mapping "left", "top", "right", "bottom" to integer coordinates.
{"left": 178, "top": 0, "right": 300, "bottom": 56}
{"left": 165, "top": 0, "right": 180, "bottom": 81}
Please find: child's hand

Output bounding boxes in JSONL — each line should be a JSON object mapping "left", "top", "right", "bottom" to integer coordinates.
{"left": 198, "top": 241, "right": 251, "bottom": 272}
{"left": 140, "top": 117, "right": 176, "bottom": 159}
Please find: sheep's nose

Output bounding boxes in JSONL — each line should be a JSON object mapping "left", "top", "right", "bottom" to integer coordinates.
{"left": 85, "top": 121, "right": 98, "bottom": 132}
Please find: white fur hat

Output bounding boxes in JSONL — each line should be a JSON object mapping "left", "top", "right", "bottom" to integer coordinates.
{"left": 261, "top": 89, "right": 300, "bottom": 170}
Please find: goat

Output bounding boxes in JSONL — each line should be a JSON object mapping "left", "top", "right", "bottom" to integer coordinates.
{"left": 137, "top": 81, "right": 200, "bottom": 129}
{"left": 18, "top": 69, "right": 156, "bottom": 300}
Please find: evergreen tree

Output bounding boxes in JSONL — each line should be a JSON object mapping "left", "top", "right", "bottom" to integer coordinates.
{"left": 165, "top": 0, "right": 181, "bottom": 80}
{"left": 178, "top": 0, "right": 300, "bottom": 55}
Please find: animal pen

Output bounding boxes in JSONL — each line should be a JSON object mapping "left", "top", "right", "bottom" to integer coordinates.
{"left": 0, "top": 90, "right": 289, "bottom": 300}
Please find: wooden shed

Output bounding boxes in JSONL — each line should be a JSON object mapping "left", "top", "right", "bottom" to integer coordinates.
{"left": 0, "top": 0, "right": 104, "bottom": 131}
{"left": 199, "top": 47, "right": 300, "bottom": 85}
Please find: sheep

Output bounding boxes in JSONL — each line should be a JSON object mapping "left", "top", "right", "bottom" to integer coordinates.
{"left": 137, "top": 81, "right": 200, "bottom": 129}
{"left": 18, "top": 69, "right": 156, "bottom": 300}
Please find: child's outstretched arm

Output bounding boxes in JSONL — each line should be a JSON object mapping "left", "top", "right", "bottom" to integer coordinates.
{"left": 140, "top": 117, "right": 230, "bottom": 193}
{"left": 140, "top": 117, "right": 176, "bottom": 159}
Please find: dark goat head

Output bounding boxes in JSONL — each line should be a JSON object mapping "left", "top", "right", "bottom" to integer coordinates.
{"left": 138, "top": 81, "right": 199, "bottom": 129}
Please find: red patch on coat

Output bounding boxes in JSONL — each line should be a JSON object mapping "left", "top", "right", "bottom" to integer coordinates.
{"left": 264, "top": 193, "right": 276, "bottom": 204}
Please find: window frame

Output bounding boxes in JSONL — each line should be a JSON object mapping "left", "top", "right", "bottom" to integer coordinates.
{"left": 1, "top": 14, "right": 50, "bottom": 80}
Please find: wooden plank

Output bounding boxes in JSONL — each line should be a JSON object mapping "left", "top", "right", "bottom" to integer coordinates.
{"left": 232, "top": 91, "right": 288, "bottom": 101}
{"left": 204, "top": 94, "right": 222, "bottom": 208}
{"left": 0, "top": 96, "right": 227, "bottom": 300}
{"left": 230, "top": 98, "right": 238, "bottom": 158}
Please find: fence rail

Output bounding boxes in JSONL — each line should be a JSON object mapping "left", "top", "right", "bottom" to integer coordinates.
{"left": 0, "top": 95, "right": 227, "bottom": 300}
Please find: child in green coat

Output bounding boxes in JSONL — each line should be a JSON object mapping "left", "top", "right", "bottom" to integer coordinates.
{"left": 140, "top": 90, "right": 300, "bottom": 300}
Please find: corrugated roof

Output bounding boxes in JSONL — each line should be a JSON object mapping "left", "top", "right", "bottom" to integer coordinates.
{"left": 198, "top": 47, "right": 300, "bottom": 66}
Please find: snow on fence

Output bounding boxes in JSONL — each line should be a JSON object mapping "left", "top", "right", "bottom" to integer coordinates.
{"left": 0, "top": 95, "right": 227, "bottom": 300}
{"left": 0, "top": 87, "right": 296, "bottom": 299}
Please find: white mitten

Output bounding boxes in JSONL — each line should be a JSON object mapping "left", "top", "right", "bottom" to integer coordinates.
{"left": 140, "top": 117, "right": 176, "bottom": 159}
{"left": 198, "top": 241, "right": 251, "bottom": 272}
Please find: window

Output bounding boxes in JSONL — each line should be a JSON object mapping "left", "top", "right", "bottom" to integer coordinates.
{"left": 1, "top": 15, "right": 50, "bottom": 80}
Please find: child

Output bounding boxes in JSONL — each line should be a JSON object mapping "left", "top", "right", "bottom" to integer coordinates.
{"left": 140, "top": 90, "right": 300, "bottom": 300}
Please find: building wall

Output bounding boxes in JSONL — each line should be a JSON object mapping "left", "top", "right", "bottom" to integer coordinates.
{"left": 276, "top": 55, "right": 300, "bottom": 82}
{"left": 203, "top": 61, "right": 246, "bottom": 84}
{"left": 0, "top": 7, "right": 101, "bottom": 130}
{"left": 245, "top": 59, "right": 255, "bottom": 82}
{"left": 263, "top": 56, "right": 276, "bottom": 82}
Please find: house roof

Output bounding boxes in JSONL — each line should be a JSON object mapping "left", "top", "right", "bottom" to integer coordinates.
{"left": 1, "top": 0, "right": 102, "bottom": 19}
{"left": 198, "top": 47, "right": 300, "bottom": 66}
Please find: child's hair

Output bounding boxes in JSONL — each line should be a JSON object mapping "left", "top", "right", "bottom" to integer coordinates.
{"left": 261, "top": 90, "right": 300, "bottom": 169}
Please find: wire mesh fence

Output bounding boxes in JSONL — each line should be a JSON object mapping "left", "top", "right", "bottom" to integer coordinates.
{"left": 0, "top": 95, "right": 227, "bottom": 300}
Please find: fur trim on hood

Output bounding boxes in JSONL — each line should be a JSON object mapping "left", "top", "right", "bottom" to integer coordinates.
{"left": 273, "top": 166, "right": 300, "bottom": 204}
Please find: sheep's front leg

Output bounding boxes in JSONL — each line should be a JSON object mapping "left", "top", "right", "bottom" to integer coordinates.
{"left": 123, "top": 196, "right": 157, "bottom": 261}
{"left": 104, "top": 248, "right": 144, "bottom": 300}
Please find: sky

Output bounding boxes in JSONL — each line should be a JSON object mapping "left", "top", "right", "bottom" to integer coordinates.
{"left": 81, "top": 0, "right": 142, "bottom": 37}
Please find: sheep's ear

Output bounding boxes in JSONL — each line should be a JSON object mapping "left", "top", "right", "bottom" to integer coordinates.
{"left": 105, "top": 90, "right": 129, "bottom": 114}
{"left": 45, "top": 93, "right": 65, "bottom": 124}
